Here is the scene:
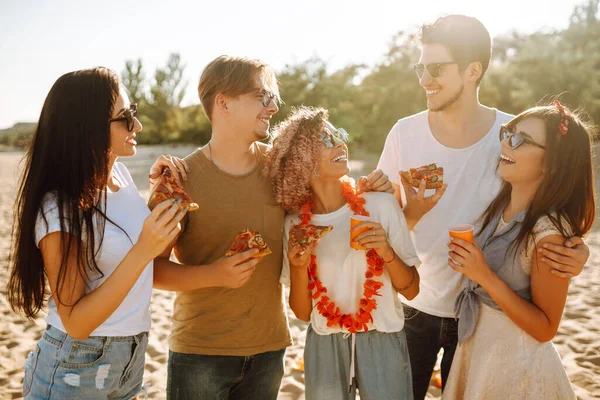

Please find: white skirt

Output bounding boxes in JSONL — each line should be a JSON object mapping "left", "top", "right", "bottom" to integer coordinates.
{"left": 443, "top": 303, "right": 575, "bottom": 400}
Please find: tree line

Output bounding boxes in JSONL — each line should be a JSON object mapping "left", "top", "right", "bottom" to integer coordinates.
{"left": 2, "top": 0, "right": 598, "bottom": 151}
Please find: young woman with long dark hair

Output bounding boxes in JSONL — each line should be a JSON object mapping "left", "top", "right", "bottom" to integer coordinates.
{"left": 8, "top": 67, "right": 187, "bottom": 399}
{"left": 444, "top": 101, "right": 596, "bottom": 399}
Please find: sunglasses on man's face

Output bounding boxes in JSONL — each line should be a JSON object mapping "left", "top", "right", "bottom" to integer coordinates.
{"left": 109, "top": 103, "right": 138, "bottom": 132}
{"left": 259, "top": 90, "right": 279, "bottom": 108}
{"left": 499, "top": 125, "right": 546, "bottom": 150}
{"left": 321, "top": 121, "right": 349, "bottom": 148}
{"left": 413, "top": 62, "right": 457, "bottom": 79}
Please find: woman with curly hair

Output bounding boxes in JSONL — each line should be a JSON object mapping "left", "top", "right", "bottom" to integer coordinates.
{"left": 265, "top": 106, "right": 420, "bottom": 399}
{"left": 443, "top": 101, "right": 596, "bottom": 399}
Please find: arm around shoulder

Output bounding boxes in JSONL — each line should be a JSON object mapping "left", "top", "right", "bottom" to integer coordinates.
{"left": 529, "top": 234, "right": 571, "bottom": 342}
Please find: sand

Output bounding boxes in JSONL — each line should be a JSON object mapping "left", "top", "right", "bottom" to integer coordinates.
{"left": 0, "top": 147, "right": 598, "bottom": 399}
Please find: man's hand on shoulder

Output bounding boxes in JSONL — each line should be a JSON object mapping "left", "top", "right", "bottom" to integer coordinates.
{"left": 358, "top": 169, "right": 394, "bottom": 194}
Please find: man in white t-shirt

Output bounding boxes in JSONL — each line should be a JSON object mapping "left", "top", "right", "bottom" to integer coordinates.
{"left": 377, "top": 14, "right": 590, "bottom": 399}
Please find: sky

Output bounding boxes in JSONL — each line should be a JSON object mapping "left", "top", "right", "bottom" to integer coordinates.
{"left": 0, "top": 0, "right": 586, "bottom": 129}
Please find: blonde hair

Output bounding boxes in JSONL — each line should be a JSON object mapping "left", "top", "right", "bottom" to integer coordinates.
{"left": 198, "top": 55, "right": 280, "bottom": 121}
{"left": 265, "top": 106, "right": 329, "bottom": 211}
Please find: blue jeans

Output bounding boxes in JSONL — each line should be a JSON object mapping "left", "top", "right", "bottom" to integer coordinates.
{"left": 23, "top": 324, "right": 148, "bottom": 399}
{"left": 167, "top": 349, "right": 285, "bottom": 400}
{"left": 402, "top": 304, "right": 458, "bottom": 400}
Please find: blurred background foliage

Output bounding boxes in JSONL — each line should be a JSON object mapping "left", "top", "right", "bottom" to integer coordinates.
{"left": 2, "top": 0, "right": 598, "bottom": 151}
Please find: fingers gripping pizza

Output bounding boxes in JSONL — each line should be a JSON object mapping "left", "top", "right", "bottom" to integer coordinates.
{"left": 226, "top": 229, "right": 272, "bottom": 258}
{"left": 400, "top": 163, "right": 444, "bottom": 189}
{"left": 148, "top": 168, "right": 199, "bottom": 212}
{"left": 289, "top": 223, "right": 333, "bottom": 256}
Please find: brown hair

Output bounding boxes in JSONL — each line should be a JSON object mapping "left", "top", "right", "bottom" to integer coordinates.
{"left": 418, "top": 14, "right": 491, "bottom": 86}
{"left": 479, "top": 102, "right": 596, "bottom": 252}
{"left": 265, "top": 106, "right": 329, "bottom": 212}
{"left": 197, "top": 55, "right": 280, "bottom": 121}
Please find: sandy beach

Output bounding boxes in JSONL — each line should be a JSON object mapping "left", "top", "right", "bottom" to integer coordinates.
{"left": 1, "top": 147, "right": 598, "bottom": 399}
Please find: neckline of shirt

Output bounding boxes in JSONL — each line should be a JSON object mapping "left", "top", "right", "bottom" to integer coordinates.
{"left": 424, "top": 108, "right": 503, "bottom": 152}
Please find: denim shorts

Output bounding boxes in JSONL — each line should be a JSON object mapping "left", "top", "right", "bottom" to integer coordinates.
{"left": 23, "top": 324, "right": 148, "bottom": 400}
{"left": 304, "top": 325, "right": 413, "bottom": 400}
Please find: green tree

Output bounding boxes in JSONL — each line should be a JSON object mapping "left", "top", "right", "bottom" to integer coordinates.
{"left": 145, "top": 53, "right": 188, "bottom": 143}
{"left": 121, "top": 58, "right": 147, "bottom": 106}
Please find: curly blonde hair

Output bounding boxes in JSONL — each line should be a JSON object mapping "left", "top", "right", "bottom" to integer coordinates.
{"left": 264, "top": 106, "right": 329, "bottom": 212}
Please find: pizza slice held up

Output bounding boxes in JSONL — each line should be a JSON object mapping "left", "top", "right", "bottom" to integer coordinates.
{"left": 148, "top": 168, "right": 199, "bottom": 212}
{"left": 226, "top": 229, "right": 272, "bottom": 258}
{"left": 289, "top": 223, "right": 333, "bottom": 256}
{"left": 400, "top": 163, "right": 444, "bottom": 189}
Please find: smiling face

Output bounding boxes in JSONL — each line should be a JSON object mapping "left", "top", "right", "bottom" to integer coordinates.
{"left": 226, "top": 74, "right": 279, "bottom": 142}
{"left": 498, "top": 117, "right": 546, "bottom": 187}
{"left": 312, "top": 122, "right": 350, "bottom": 182}
{"left": 418, "top": 44, "right": 466, "bottom": 112}
{"left": 109, "top": 87, "right": 142, "bottom": 159}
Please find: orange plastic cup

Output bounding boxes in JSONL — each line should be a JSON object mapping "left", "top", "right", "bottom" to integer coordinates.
{"left": 448, "top": 224, "right": 474, "bottom": 244}
{"left": 350, "top": 215, "right": 374, "bottom": 250}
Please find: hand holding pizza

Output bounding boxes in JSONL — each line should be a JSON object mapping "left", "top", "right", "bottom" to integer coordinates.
{"left": 135, "top": 199, "right": 188, "bottom": 260}
{"left": 212, "top": 249, "right": 262, "bottom": 289}
{"left": 287, "top": 223, "right": 333, "bottom": 270}
{"left": 350, "top": 220, "right": 394, "bottom": 261}
{"left": 400, "top": 171, "right": 447, "bottom": 230}
{"left": 288, "top": 243, "right": 314, "bottom": 270}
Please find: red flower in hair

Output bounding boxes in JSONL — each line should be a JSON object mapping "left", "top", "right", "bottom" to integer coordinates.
{"left": 554, "top": 100, "right": 569, "bottom": 136}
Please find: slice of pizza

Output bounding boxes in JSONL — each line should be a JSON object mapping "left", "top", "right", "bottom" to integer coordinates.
{"left": 226, "top": 229, "right": 272, "bottom": 258}
{"left": 148, "top": 168, "right": 199, "bottom": 212}
{"left": 289, "top": 223, "right": 334, "bottom": 256}
{"left": 400, "top": 163, "right": 444, "bottom": 189}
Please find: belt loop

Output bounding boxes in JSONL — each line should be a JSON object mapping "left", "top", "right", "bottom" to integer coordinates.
{"left": 104, "top": 337, "right": 112, "bottom": 348}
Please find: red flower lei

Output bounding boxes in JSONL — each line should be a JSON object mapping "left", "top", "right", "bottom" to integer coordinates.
{"left": 299, "top": 176, "right": 385, "bottom": 333}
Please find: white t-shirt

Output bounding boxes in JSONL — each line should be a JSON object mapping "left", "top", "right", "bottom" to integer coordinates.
{"left": 35, "top": 162, "right": 153, "bottom": 336}
{"left": 281, "top": 192, "right": 421, "bottom": 335}
{"left": 377, "top": 109, "right": 513, "bottom": 317}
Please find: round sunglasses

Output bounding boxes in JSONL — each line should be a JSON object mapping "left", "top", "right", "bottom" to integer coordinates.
{"left": 499, "top": 125, "right": 546, "bottom": 150}
{"left": 109, "top": 103, "right": 138, "bottom": 132}
{"left": 321, "top": 121, "right": 349, "bottom": 148}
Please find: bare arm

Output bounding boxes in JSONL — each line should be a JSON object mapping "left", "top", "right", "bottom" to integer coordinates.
{"left": 385, "top": 256, "right": 420, "bottom": 300}
{"left": 352, "top": 219, "right": 420, "bottom": 300}
{"left": 449, "top": 235, "right": 569, "bottom": 342}
{"left": 286, "top": 237, "right": 313, "bottom": 321}
{"left": 288, "top": 259, "right": 313, "bottom": 322}
{"left": 153, "top": 249, "right": 261, "bottom": 292}
{"left": 42, "top": 201, "right": 184, "bottom": 340}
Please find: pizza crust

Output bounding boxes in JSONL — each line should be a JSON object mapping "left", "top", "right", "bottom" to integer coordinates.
{"left": 226, "top": 229, "right": 272, "bottom": 258}
{"left": 400, "top": 165, "right": 444, "bottom": 190}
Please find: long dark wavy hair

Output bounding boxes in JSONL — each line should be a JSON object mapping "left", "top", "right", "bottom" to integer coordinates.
{"left": 8, "top": 67, "right": 121, "bottom": 318}
{"left": 479, "top": 102, "right": 596, "bottom": 253}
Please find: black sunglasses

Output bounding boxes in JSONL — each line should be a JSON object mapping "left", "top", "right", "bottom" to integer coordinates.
{"left": 413, "top": 62, "right": 457, "bottom": 79}
{"left": 499, "top": 125, "right": 546, "bottom": 150}
{"left": 109, "top": 103, "right": 138, "bottom": 132}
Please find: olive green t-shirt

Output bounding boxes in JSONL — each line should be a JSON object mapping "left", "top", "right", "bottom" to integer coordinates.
{"left": 169, "top": 143, "right": 291, "bottom": 356}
